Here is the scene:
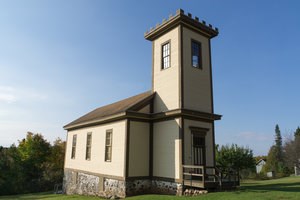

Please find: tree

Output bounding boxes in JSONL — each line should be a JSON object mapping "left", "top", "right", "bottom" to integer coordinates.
{"left": 265, "top": 125, "right": 290, "bottom": 176}
{"left": 216, "top": 144, "right": 256, "bottom": 174}
{"left": 42, "top": 138, "right": 66, "bottom": 184}
{"left": 283, "top": 127, "right": 300, "bottom": 171}
{"left": 0, "top": 145, "right": 24, "bottom": 195}
{"left": 294, "top": 127, "right": 300, "bottom": 138}
{"left": 0, "top": 132, "right": 66, "bottom": 195}
{"left": 18, "top": 132, "right": 51, "bottom": 192}
{"left": 275, "top": 124, "right": 282, "bottom": 144}
{"left": 264, "top": 145, "right": 278, "bottom": 172}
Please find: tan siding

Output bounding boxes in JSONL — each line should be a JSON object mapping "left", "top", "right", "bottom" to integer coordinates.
{"left": 153, "top": 27, "right": 180, "bottom": 112}
{"left": 182, "top": 27, "right": 212, "bottom": 113}
{"left": 128, "top": 121, "right": 150, "bottom": 177}
{"left": 137, "top": 104, "right": 150, "bottom": 113}
{"left": 153, "top": 119, "right": 180, "bottom": 179}
{"left": 64, "top": 120, "right": 126, "bottom": 177}
{"left": 183, "top": 119, "right": 214, "bottom": 167}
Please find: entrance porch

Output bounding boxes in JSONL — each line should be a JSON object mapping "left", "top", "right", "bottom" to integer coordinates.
{"left": 182, "top": 165, "right": 240, "bottom": 190}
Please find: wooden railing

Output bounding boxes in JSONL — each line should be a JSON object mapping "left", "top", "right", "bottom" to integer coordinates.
{"left": 182, "top": 165, "right": 205, "bottom": 187}
{"left": 182, "top": 165, "right": 240, "bottom": 189}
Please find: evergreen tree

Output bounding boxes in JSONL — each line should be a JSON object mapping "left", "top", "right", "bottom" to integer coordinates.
{"left": 294, "top": 126, "right": 300, "bottom": 138}
{"left": 274, "top": 124, "right": 283, "bottom": 164}
{"left": 275, "top": 124, "right": 282, "bottom": 149}
{"left": 265, "top": 125, "right": 287, "bottom": 175}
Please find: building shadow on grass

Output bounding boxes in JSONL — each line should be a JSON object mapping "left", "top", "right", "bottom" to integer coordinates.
{"left": 0, "top": 192, "right": 59, "bottom": 200}
{"left": 240, "top": 182, "right": 300, "bottom": 193}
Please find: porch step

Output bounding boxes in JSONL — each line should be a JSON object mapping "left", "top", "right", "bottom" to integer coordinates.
{"left": 183, "top": 180, "right": 220, "bottom": 189}
{"left": 183, "top": 180, "right": 204, "bottom": 188}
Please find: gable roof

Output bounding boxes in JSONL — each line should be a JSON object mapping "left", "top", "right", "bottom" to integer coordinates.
{"left": 256, "top": 159, "right": 266, "bottom": 165}
{"left": 64, "top": 91, "right": 154, "bottom": 130}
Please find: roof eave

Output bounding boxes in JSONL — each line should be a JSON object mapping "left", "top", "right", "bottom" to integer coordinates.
{"left": 63, "top": 112, "right": 126, "bottom": 131}
{"left": 64, "top": 109, "right": 222, "bottom": 131}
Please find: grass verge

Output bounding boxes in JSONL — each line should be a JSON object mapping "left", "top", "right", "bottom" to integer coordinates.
{"left": 0, "top": 176, "right": 299, "bottom": 200}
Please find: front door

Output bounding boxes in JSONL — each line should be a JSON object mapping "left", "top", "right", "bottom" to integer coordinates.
{"left": 192, "top": 134, "right": 206, "bottom": 166}
{"left": 192, "top": 134, "right": 206, "bottom": 179}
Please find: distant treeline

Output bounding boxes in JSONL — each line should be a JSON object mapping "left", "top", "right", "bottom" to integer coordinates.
{"left": 257, "top": 125, "right": 300, "bottom": 178}
{"left": 0, "top": 132, "right": 65, "bottom": 195}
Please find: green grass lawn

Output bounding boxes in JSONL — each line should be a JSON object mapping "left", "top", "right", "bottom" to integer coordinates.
{"left": 1, "top": 176, "right": 299, "bottom": 200}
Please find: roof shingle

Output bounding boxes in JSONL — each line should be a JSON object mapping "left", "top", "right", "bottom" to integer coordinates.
{"left": 64, "top": 91, "right": 154, "bottom": 129}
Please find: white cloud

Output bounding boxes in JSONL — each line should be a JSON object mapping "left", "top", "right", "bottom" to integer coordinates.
{"left": 0, "top": 85, "right": 47, "bottom": 103}
{"left": 0, "top": 93, "right": 16, "bottom": 103}
{"left": 0, "top": 86, "right": 14, "bottom": 92}
{"left": 0, "top": 86, "right": 16, "bottom": 103}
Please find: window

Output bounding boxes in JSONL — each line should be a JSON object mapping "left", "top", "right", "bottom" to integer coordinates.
{"left": 162, "top": 42, "right": 170, "bottom": 69}
{"left": 191, "top": 40, "right": 202, "bottom": 68}
{"left": 105, "top": 130, "right": 113, "bottom": 162}
{"left": 71, "top": 134, "right": 77, "bottom": 159}
{"left": 86, "top": 133, "right": 92, "bottom": 160}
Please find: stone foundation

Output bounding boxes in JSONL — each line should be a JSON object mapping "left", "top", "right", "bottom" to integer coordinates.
{"left": 103, "top": 178, "right": 126, "bottom": 198}
{"left": 152, "top": 180, "right": 182, "bottom": 195}
{"left": 63, "top": 169, "right": 183, "bottom": 198}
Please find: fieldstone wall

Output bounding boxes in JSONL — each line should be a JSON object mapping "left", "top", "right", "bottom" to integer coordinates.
{"left": 104, "top": 178, "right": 126, "bottom": 198}
{"left": 126, "top": 179, "right": 152, "bottom": 196}
{"left": 152, "top": 180, "right": 182, "bottom": 196}
{"left": 63, "top": 170, "right": 78, "bottom": 195}
{"left": 64, "top": 170, "right": 102, "bottom": 196}
{"left": 77, "top": 172, "right": 100, "bottom": 195}
{"left": 63, "top": 169, "right": 184, "bottom": 198}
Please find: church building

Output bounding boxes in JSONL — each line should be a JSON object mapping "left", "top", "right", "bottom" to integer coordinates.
{"left": 63, "top": 9, "right": 221, "bottom": 198}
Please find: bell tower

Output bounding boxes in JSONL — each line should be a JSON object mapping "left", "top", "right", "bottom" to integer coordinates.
{"left": 144, "top": 9, "right": 219, "bottom": 114}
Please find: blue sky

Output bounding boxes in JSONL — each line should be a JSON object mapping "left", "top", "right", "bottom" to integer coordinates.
{"left": 0, "top": 0, "right": 299, "bottom": 155}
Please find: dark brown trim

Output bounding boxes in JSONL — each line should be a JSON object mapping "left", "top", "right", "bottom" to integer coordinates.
{"left": 208, "top": 38, "right": 217, "bottom": 167}
{"left": 126, "top": 111, "right": 150, "bottom": 119}
{"left": 180, "top": 25, "right": 184, "bottom": 109}
{"left": 180, "top": 117, "right": 184, "bottom": 182}
{"left": 126, "top": 176, "right": 150, "bottom": 181}
{"left": 212, "top": 122, "right": 216, "bottom": 167}
{"left": 127, "top": 92, "right": 156, "bottom": 111}
{"left": 208, "top": 39, "right": 214, "bottom": 115}
{"left": 64, "top": 114, "right": 127, "bottom": 131}
{"left": 182, "top": 115, "right": 215, "bottom": 123}
{"left": 127, "top": 118, "right": 149, "bottom": 123}
{"left": 126, "top": 176, "right": 181, "bottom": 183}
{"left": 63, "top": 131, "right": 69, "bottom": 169}
{"left": 149, "top": 101, "right": 154, "bottom": 178}
{"left": 145, "top": 11, "right": 218, "bottom": 41}
{"left": 152, "top": 41, "right": 154, "bottom": 92}
{"left": 152, "top": 176, "right": 181, "bottom": 183}
{"left": 64, "top": 167, "right": 125, "bottom": 181}
{"left": 125, "top": 119, "right": 130, "bottom": 178}
{"left": 152, "top": 108, "right": 221, "bottom": 121}
{"left": 65, "top": 108, "right": 221, "bottom": 131}
{"left": 189, "top": 126, "right": 209, "bottom": 132}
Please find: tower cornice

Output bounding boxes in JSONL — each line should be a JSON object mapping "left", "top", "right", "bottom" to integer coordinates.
{"left": 144, "top": 9, "right": 219, "bottom": 41}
